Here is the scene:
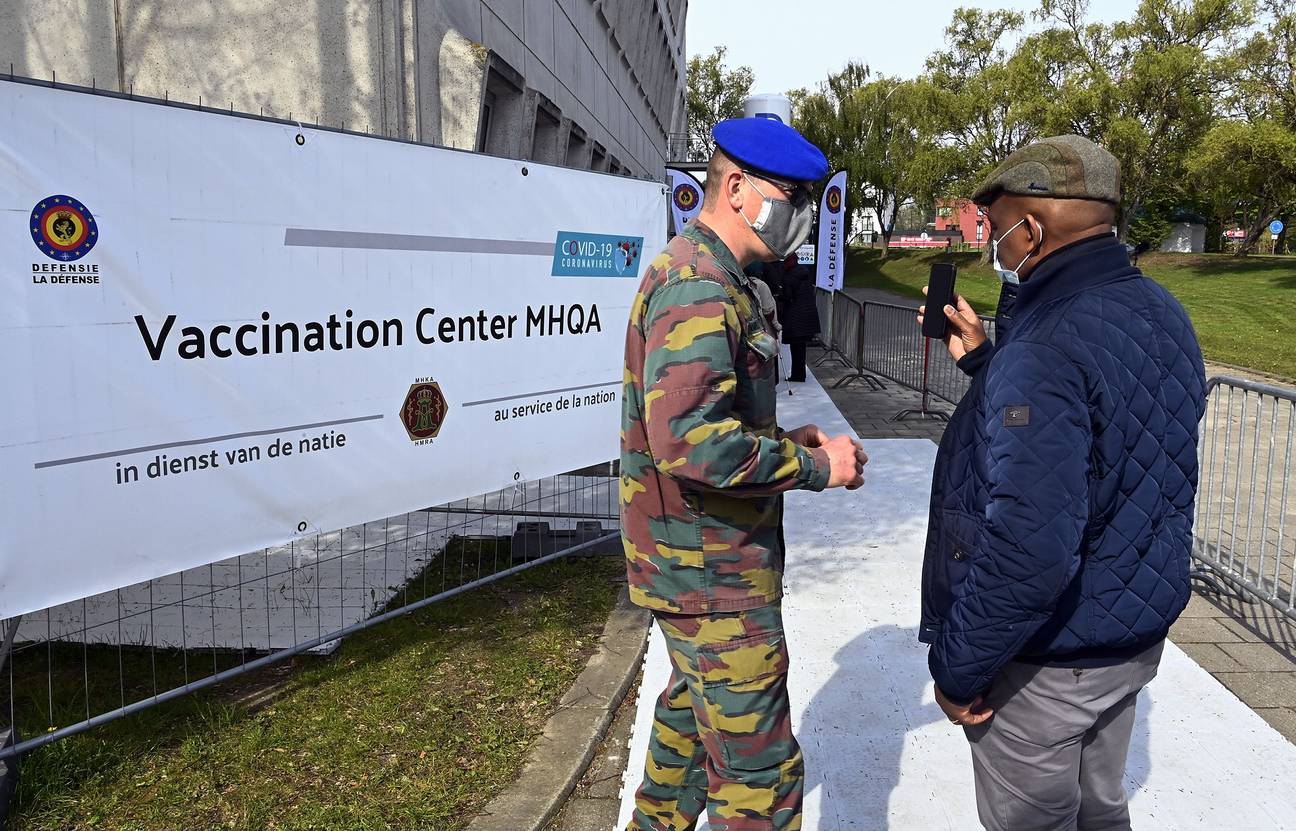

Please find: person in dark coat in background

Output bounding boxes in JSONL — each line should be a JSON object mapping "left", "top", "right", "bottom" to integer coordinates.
{"left": 759, "top": 256, "right": 785, "bottom": 309}
{"left": 779, "top": 253, "right": 819, "bottom": 381}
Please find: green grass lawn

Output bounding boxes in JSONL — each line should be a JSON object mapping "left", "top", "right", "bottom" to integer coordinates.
{"left": 844, "top": 248, "right": 1296, "bottom": 380}
{"left": 10, "top": 553, "right": 625, "bottom": 831}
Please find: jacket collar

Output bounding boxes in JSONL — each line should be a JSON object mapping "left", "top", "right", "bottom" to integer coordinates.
{"left": 682, "top": 220, "right": 750, "bottom": 287}
{"left": 1016, "top": 233, "right": 1138, "bottom": 313}
{"left": 996, "top": 233, "right": 1139, "bottom": 340}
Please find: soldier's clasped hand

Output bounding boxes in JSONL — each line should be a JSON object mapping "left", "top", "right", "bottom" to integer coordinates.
{"left": 823, "top": 435, "right": 867, "bottom": 490}
{"left": 782, "top": 424, "right": 828, "bottom": 448}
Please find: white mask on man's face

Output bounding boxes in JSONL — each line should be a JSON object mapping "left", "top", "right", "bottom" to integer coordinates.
{"left": 990, "top": 219, "right": 1042, "bottom": 286}
{"left": 740, "top": 174, "right": 815, "bottom": 259}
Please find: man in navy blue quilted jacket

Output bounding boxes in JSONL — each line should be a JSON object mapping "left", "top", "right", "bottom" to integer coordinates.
{"left": 916, "top": 135, "right": 1206, "bottom": 830}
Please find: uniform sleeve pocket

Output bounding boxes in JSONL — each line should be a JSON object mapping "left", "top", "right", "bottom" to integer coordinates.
{"left": 745, "top": 330, "right": 779, "bottom": 363}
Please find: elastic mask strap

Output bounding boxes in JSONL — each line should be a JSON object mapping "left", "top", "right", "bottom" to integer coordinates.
{"left": 743, "top": 174, "right": 775, "bottom": 230}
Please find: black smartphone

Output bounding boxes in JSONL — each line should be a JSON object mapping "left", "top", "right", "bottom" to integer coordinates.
{"left": 922, "top": 263, "right": 958, "bottom": 340}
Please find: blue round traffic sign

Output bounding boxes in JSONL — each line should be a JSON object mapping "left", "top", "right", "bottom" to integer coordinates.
{"left": 1271, "top": 220, "right": 1285, "bottom": 235}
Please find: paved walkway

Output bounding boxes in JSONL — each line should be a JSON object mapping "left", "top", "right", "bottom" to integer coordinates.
{"left": 806, "top": 347, "right": 950, "bottom": 443}
{"left": 1172, "top": 589, "right": 1296, "bottom": 739}
{"left": 548, "top": 680, "right": 640, "bottom": 830}
{"left": 609, "top": 370, "right": 1296, "bottom": 829}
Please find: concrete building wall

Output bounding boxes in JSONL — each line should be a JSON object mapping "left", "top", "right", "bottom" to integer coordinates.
{"left": 0, "top": 0, "right": 686, "bottom": 179}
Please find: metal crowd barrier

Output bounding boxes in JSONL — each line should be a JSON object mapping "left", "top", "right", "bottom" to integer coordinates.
{"left": 0, "top": 467, "right": 620, "bottom": 766}
{"left": 812, "top": 289, "right": 885, "bottom": 390}
{"left": 811, "top": 290, "right": 999, "bottom": 409}
{"left": 1193, "top": 377, "right": 1296, "bottom": 621}
{"left": 840, "top": 299, "right": 996, "bottom": 415}
{"left": 814, "top": 287, "right": 834, "bottom": 352}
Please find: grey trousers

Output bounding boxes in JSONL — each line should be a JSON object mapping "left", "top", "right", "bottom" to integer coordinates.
{"left": 963, "top": 641, "right": 1164, "bottom": 831}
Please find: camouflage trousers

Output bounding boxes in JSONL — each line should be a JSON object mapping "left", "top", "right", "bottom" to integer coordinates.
{"left": 626, "top": 603, "right": 803, "bottom": 831}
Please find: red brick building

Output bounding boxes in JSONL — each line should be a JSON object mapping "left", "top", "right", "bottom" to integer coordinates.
{"left": 935, "top": 199, "right": 989, "bottom": 248}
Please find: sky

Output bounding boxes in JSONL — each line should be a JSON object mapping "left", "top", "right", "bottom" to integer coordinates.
{"left": 685, "top": 0, "right": 1144, "bottom": 95}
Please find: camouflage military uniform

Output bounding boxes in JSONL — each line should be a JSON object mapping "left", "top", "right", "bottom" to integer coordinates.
{"left": 621, "top": 220, "right": 830, "bottom": 830}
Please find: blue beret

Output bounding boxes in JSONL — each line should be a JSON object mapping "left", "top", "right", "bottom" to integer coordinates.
{"left": 712, "top": 117, "right": 830, "bottom": 183}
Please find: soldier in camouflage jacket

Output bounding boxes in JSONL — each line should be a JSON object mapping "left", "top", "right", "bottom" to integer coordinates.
{"left": 622, "top": 118, "right": 866, "bottom": 831}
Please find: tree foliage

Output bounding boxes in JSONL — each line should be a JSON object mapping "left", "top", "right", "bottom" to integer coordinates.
{"left": 685, "top": 47, "right": 754, "bottom": 162}
{"left": 926, "top": 8, "right": 1041, "bottom": 189}
{"left": 1223, "top": 0, "right": 1296, "bottom": 252}
{"left": 794, "top": 65, "right": 959, "bottom": 255}
{"left": 1189, "top": 119, "right": 1296, "bottom": 253}
{"left": 690, "top": 0, "right": 1294, "bottom": 256}
{"left": 1126, "top": 208, "right": 1174, "bottom": 250}
{"left": 1024, "top": 0, "right": 1255, "bottom": 238}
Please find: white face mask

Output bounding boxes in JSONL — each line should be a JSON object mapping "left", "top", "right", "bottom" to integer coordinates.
{"left": 740, "top": 174, "right": 815, "bottom": 260}
{"left": 991, "top": 219, "right": 1042, "bottom": 286}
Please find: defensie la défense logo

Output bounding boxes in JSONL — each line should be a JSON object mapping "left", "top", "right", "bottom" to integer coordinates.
{"left": 826, "top": 186, "right": 843, "bottom": 215}
{"left": 31, "top": 195, "right": 98, "bottom": 261}
{"left": 673, "top": 182, "right": 700, "bottom": 213}
{"left": 552, "top": 231, "right": 643, "bottom": 278}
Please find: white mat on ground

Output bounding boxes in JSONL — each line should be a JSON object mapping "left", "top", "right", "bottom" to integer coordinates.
{"left": 617, "top": 371, "right": 1296, "bottom": 830}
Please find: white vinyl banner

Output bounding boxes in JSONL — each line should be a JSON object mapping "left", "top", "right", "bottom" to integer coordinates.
{"left": 815, "top": 170, "right": 847, "bottom": 291}
{"left": 665, "top": 167, "right": 704, "bottom": 235}
{"left": 0, "top": 81, "right": 666, "bottom": 619}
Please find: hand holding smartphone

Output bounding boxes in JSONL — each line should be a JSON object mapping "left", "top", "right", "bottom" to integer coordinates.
{"left": 922, "top": 263, "right": 958, "bottom": 340}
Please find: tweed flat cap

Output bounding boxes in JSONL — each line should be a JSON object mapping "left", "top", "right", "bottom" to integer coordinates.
{"left": 972, "top": 135, "right": 1121, "bottom": 206}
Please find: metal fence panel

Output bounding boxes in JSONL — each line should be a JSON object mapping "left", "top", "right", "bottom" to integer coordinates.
{"left": 815, "top": 292, "right": 888, "bottom": 390}
{"left": 1194, "top": 377, "right": 1296, "bottom": 620}
{"left": 814, "top": 288, "right": 833, "bottom": 350}
{"left": 0, "top": 467, "right": 620, "bottom": 762}
{"left": 853, "top": 301, "right": 996, "bottom": 406}
{"left": 831, "top": 292, "right": 863, "bottom": 370}
{"left": 857, "top": 302, "right": 923, "bottom": 391}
